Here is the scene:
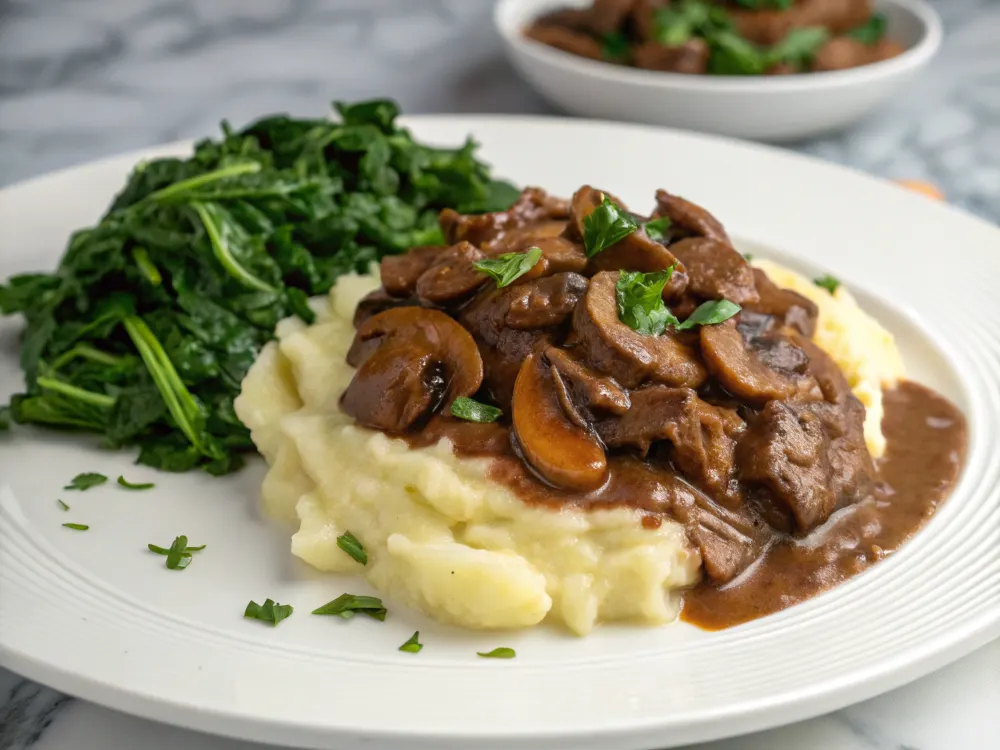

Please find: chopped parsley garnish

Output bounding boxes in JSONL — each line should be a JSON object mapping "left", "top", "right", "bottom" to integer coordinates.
{"left": 582, "top": 195, "right": 638, "bottom": 257}
{"left": 643, "top": 217, "right": 672, "bottom": 243}
{"left": 847, "top": 13, "right": 887, "bottom": 45}
{"left": 477, "top": 647, "right": 516, "bottom": 659}
{"left": 616, "top": 266, "right": 680, "bottom": 336}
{"left": 675, "top": 299, "right": 742, "bottom": 330}
{"left": 654, "top": 0, "right": 730, "bottom": 46}
{"left": 336, "top": 531, "right": 367, "bottom": 565}
{"left": 743, "top": 252, "right": 754, "bottom": 261}
{"left": 450, "top": 396, "right": 503, "bottom": 423}
{"left": 708, "top": 30, "right": 767, "bottom": 75}
{"left": 399, "top": 631, "right": 423, "bottom": 653}
{"left": 602, "top": 31, "right": 630, "bottom": 61}
{"left": 244, "top": 598, "right": 293, "bottom": 626}
{"left": 732, "top": 0, "right": 792, "bottom": 10}
{"left": 814, "top": 274, "right": 841, "bottom": 294}
{"left": 765, "top": 27, "right": 829, "bottom": 70}
{"left": 117, "top": 475, "right": 155, "bottom": 490}
{"left": 312, "top": 594, "right": 387, "bottom": 621}
{"left": 57, "top": 499, "right": 70, "bottom": 511}
{"left": 473, "top": 247, "right": 542, "bottom": 288}
{"left": 64, "top": 472, "right": 108, "bottom": 491}
{"left": 148, "top": 534, "right": 206, "bottom": 570}
{"left": 62, "top": 523, "right": 89, "bottom": 531}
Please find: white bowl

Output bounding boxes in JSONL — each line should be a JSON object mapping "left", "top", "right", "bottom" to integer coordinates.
{"left": 495, "top": 0, "right": 942, "bottom": 141}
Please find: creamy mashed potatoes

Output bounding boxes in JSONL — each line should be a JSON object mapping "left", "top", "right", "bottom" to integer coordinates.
{"left": 751, "top": 259, "right": 904, "bottom": 457}
{"left": 235, "top": 262, "right": 905, "bottom": 635}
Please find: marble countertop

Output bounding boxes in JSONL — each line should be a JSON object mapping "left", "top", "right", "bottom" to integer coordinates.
{"left": 0, "top": 1, "right": 998, "bottom": 749}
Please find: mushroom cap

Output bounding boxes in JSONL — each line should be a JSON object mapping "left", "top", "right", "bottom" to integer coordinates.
{"left": 667, "top": 237, "right": 758, "bottom": 305}
{"left": 342, "top": 307, "right": 484, "bottom": 431}
{"left": 512, "top": 352, "right": 608, "bottom": 491}
{"left": 573, "top": 271, "right": 707, "bottom": 389}
{"left": 654, "top": 190, "right": 730, "bottom": 245}
{"left": 415, "top": 241, "right": 486, "bottom": 305}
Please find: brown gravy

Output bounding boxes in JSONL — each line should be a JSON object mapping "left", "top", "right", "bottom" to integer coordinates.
{"left": 404, "top": 380, "right": 966, "bottom": 629}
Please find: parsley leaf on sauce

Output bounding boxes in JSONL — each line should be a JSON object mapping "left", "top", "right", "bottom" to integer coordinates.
{"left": 643, "top": 217, "right": 672, "bottom": 243}
{"left": 583, "top": 196, "right": 638, "bottom": 257}
{"left": 615, "top": 267, "right": 680, "bottom": 336}
{"left": 450, "top": 396, "right": 503, "bottom": 423}
{"left": 675, "top": 299, "right": 742, "bottom": 330}
{"left": 473, "top": 247, "right": 542, "bottom": 288}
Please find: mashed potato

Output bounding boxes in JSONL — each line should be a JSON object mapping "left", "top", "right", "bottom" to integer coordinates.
{"left": 751, "top": 259, "right": 904, "bottom": 457}
{"left": 235, "top": 261, "right": 904, "bottom": 635}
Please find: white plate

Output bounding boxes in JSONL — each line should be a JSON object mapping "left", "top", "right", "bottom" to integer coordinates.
{"left": 496, "top": 0, "right": 942, "bottom": 141}
{"left": 1, "top": 116, "right": 998, "bottom": 750}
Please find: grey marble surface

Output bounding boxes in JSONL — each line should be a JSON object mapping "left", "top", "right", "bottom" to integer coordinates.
{"left": 1, "top": 1, "right": 999, "bottom": 749}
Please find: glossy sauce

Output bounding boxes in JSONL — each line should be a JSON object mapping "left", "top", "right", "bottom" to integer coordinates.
{"left": 405, "top": 380, "right": 966, "bottom": 629}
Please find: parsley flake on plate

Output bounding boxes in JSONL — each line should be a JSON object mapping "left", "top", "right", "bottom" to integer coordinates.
{"left": 64, "top": 472, "right": 107, "bottom": 491}
{"left": 244, "top": 598, "right": 293, "bottom": 626}
{"left": 312, "top": 594, "right": 387, "bottom": 621}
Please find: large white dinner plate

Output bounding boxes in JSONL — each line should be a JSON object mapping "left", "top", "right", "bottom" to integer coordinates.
{"left": 1, "top": 117, "right": 998, "bottom": 750}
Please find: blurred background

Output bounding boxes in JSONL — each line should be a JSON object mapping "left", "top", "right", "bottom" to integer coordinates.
{"left": 0, "top": 0, "right": 998, "bottom": 221}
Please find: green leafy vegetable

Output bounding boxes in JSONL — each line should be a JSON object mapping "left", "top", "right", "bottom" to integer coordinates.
{"left": 675, "top": 299, "right": 742, "bottom": 330}
{"left": 450, "top": 396, "right": 503, "bottom": 423}
{"left": 64, "top": 473, "right": 108, "bottom": 491}
{"left": 62, "top": 523, "right": 89, "bottom": 531}
{"left": 708, "top": 30, "right": 767, "bottom": 75}
{"left": 743, "top": 253, "right": 754, "bottom": 261}
{"left": 0, "top": 99, "right": 518, "bottom": 474}
{"left": 148, "top": 534, "right": 206, "bottom": 570}
{"left": 847, "top": 13, "right": 887, "bottom": 45}
{"left": 602, "top": 31, "right": 631, "bottom": 61}
{"left": 477, "top": 647, "right": 516, "bottom": 659}
{"left": 731, "top": 0, "right": 792, "bottom": 9}
{"left": 118, "top": 475, "right": 155, "bottom": 490}
{"left": 473, "top": 247, "right": 542, "bottom": 288}
{"left": 336, "top": 531, "right": 367, "bottom": 565}
{"left": 583, "top": 196, "right": 638, "bottom": 257}
{"left": 616, "top": 267, "right": 680, "bottom": 336}
{"left": 814, "top": 274, "right": 841, "bottom": 294}
{"left": 765, "top": 27, "right": 830, "bottom": 70}
{"left": 654, "top": 0, "right": 731, "bottom": 46}
{"left": 643, "top": 217, "right": 672, "bottom": 243}
{"left": 244, "top": 598, "right": 293, "bottom": 626}
{"left": 57, "top": 499, "right": 70, "bottom": 511}
{"left": 399, "top": 631, "right": 423, "bottom": 653}
{"left": 312, "top": 594, "right": 387, "bottom": 621}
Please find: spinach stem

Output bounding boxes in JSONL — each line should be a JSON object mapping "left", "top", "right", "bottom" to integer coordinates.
{"left": 191, "top": 202, "right": 279, "bottom": 294}
{"left": 147, "top": 162, "right": 261, "bottom": 203}
{"left": 49, "top": 344, "right": 125, "bottom": 372}
{"left": 132, "top": 247, "right": 163, "bottom": 286}
{"left": 36, "top": 376, "right": 115, "bottom": 408}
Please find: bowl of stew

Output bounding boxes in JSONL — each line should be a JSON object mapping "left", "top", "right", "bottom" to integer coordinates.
{"left": 495, "top": 0, "right": 942, "bottom": 141}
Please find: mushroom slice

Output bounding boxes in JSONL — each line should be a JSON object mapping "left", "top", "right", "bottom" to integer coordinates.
{"left": 342, "top": 308, "right": 483, "bottom": 432}
{"left": 700, "top": 318, "right": 819, "bottom": 406}
{"left": 654, "top": 189, "right": 730, "bottom": 245}
{"left": 352, "top": 289, "right": 427, "bottom": 328}
{"left": 415, "top": 241, "right": 486, "bottom": 305}
{"left": 586, "top": 229, "right": 689, "bottom": 300}
{"left": 573, "top": 271, "right": 707, "bottom": 389}
{"left": 545, "top": 346, "right": 630, "bottom": 418}
{"left": 380, "top": 246, "right": 443, "bottom": 298}
{"left": 439, "top": 187, "right": 569, "bottom": 246}
{"left": 744, "top": 268, "right": 818, "bottom": 338}
{"left": 505, "top": 272, "right": 589, "bottom": 329}
{"left": 668, "top": 237, "right": 758, "bottom": 304}
{"left": 512, "top": 353, "right": 608, "bottom": 491}
{"left": 568, "top": 184, "right": 630, "bottom": 240}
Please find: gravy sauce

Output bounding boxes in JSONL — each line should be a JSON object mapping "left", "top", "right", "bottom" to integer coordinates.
{"left": 405, "top": 380, "right": 966, "bottom": 629}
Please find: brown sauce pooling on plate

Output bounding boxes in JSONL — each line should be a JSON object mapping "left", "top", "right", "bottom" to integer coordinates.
{"left": 681, "top": 381, "right": 967, "bottom": 629}
{"left": 341, "top": 184, "right": 968, "bottom": 630}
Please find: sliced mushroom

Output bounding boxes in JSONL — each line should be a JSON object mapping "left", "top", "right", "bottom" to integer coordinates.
{"left": 573, "top": 271, "right": 707, "bottom": 389}
{"left": 342, "top": 308, "right": 483, "bottom": 432}
{"left": 512, "top": 352, "right": 608, "bottom": 491}
{"left": 699, "top": 318, "right": 819, "bottom": 406}
{"left": 439, "top": 187, "right": 569, "bottom": 246}
{"left": 568, "top": 184, "right": 629, "bottom": 241}
{"left": 545, "top": 346, "right": 630, "bottom": 421}
{"left": 414, "top": 241, "right": 486, "bottom": 305}
{"left": 586, "top": 228, "right": 689, "bottom": 299}
{"left": 352, "top": 289, "right": 427, "bottom": 328}
{"left": 632, "top": 39, "right": 710, "bottom": 74}
{"left": 505, "top": 272, "right": 589, "bottom": 329}
{"left": 744, "top": 268, "right": 818, "bottom": 337}
{"left": 654, "top": 189, "right": 730, "bottom": 245}
{"left": 380, "top": 245, "right": 443, "bottom": 298}
{"left": 484, "top": 220, "right": 569, "bottom": 254}
{"left": 668, "top": 237, "right": 759, "bottom": 304}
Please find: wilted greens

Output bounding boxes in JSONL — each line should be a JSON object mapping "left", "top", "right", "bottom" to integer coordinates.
{"left": 0, "top": 99, "right": 518, "bottom": 474}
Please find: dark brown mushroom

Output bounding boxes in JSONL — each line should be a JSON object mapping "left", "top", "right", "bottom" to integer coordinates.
{"left": 654, "top": 189, "right": 730, "bottom": 245}
{"left": 667, "top": 237, "right": 759, "bottom": 304}
{"left": 342, "top": 308, "right": 483, "bottom": 432}
{"left": 352, "top": 289, "right": 428, "bottom": 328}
{"left": 573, "top": 271, "right": 707, "bottom": 389}
{"left": 699, "top": 318, "right": 820, "bottom": 406}
{"left": 414, "top": 241, "right": 486, "bottom": 305}
{"left": 743, "top": 267, "right": 818, "bottom": 337}
{"left": 544, "top": 346, "right": 630, "bottom": 429}
{"left": 439, "top": 187, "right": 570, "bottom": 247}
{"left": 380, "top": 245, "right": 443, "bottom": 298}
{"left": 632, "top": 39, "right": 710, "bottom": 74}
{"left": 512, "top": 352, "right": 608, "bottom": 491}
